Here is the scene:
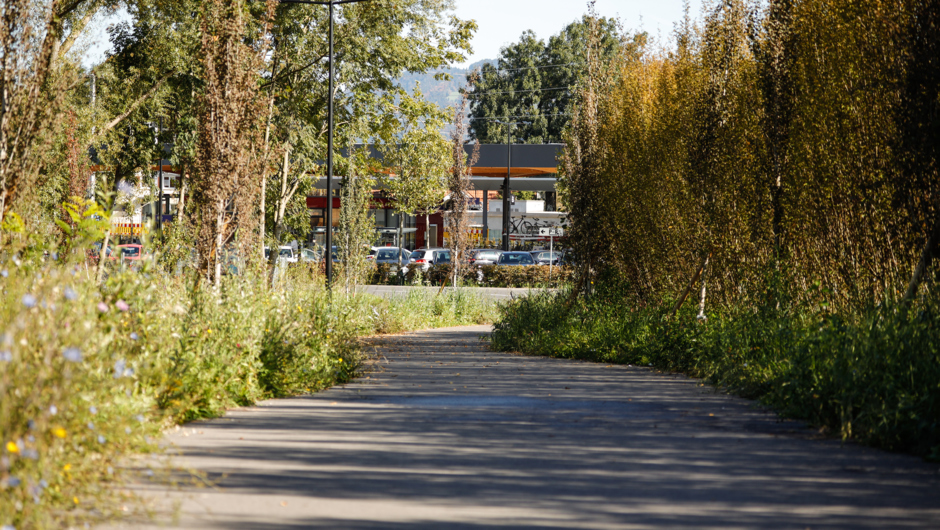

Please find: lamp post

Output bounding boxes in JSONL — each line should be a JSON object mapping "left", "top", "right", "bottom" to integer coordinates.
{"left": 263, "top": 0, "right": 372, "bottom": 288}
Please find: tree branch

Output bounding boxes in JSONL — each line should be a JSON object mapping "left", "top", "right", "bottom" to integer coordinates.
{"left": 97, "top": 71, "right": 174, "bottom": 136}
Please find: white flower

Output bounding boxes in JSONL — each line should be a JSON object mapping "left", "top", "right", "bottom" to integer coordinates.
{"left": 21, "top": 294, "right": 36, "bottom": 308}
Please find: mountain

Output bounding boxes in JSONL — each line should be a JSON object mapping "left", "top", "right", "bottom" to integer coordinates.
{"left": 395, "top": 59, "right": 496, "bottom": 112}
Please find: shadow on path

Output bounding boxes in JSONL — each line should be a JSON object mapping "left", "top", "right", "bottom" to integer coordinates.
{"left": 112, "top": 326, "right": 940, "bottom": 529}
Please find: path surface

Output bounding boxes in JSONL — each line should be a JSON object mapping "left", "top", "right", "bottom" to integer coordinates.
{"left": 115, "top": 325, "right": 940, "bottom": 529}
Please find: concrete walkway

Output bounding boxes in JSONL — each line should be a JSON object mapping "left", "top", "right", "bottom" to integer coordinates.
{"left": 115, "top": 325, "right": 940, "bottom": 529}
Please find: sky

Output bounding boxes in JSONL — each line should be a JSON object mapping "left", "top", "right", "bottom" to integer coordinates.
{"left": 82, "top": 0, "right": 705, "bottom": 68}
{"left": 450, "top": 0, "right": 704, "bottom": 68}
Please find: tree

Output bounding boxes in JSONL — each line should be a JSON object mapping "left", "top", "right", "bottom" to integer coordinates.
{"left": 191, "top": 0, "right": 274, "bottom": 285}
{"left": 374, "top": 88, "right": 450, "bottom": 268}
{"left": 445, "top": 93, "right": 479, "bottom": 287}
{"left": 467, "top": 15, "right": 636, "bottom": 144}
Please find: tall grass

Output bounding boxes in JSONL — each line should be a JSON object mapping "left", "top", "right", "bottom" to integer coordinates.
{"left": 491, "top": 288, "right": 940, "bottom": 460}
{"left": 0, "top": 258, "right": 496, "bottom": 529}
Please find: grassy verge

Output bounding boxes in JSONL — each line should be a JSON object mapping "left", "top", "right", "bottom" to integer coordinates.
{"left": 491, "top": 288, "right": 940, "bottom": 460}
{"left": 0, "top": 260, "right": 496, "bottom": 529}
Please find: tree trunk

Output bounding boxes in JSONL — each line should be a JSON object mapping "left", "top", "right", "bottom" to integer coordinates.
{"left": 672, "top": 251, "right": 712, "bottom": 319}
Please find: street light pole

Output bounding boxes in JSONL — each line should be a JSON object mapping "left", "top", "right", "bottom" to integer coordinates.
{"left": 326, "top": 0, "right": 335, "bottom": 286}
{"left": 502, "top": 130, "right": 511, "bottom": 251}
{"left": 262, "top": 0, "right": 372, "bottom": 289}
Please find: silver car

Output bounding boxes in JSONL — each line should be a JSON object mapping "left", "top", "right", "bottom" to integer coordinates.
{"left": 403, "top": 248, "right": 452, "bottom": 274}
{"left": 468, "top": 249, "right": 503, "bottom": 266}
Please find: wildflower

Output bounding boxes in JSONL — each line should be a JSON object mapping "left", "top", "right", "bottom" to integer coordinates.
{"left": 62, "top": 347, "right": 82, "bottom": 362}
{"left": 89, "top": 406, "right": 97, "bottom": 415}
{"left": 97, "top": 302, "right": 109, "bottom": 313}
{"left": 206, "top": 328, "right": 212, "bottom": 334}
{"left": 51, "top": 252, "right": 59, "bottom": 261}
{"left": 27, "top": 420, "right": 35, "bottom": 431}
{"left": 0, "top": 351, "right": 11, "bottom": 362}
{"left": 87, "top": 422, "right": 94, "bottom": 430}
{"left": 2, "top": 525, "right": 14, "bottom": 530}
{"left": 8, "top": 477, "right": 21, "bottom": 487}
{"left": 130, "top": 332, "right": 139, "bottom": 341}
{"left": 125, "top": 427, "right": 132, "bottom": 434}
{"left": 52, "top": 427, "right": 66, "bottom": 439}
{"left": 114, "top": 359, "right": 127, "bottom": 378}
{"left": 116, "top": 300, "right": 129, "bottom": 312}
{"left": 135, "top": 415, "right": 145, "bottom": 423}
{"left": 48, "top": 405, "right": 57, "bottom": 415}
{"left": 97, "top": 435, "right": 106, "bottom": 444}
{"left": 0, "top": 269, "right": 7, "bottom": 278}
{"left": 21, "top": 294, "right": 36, "bottom": 308}
{"left": 5, "top": 441, "right": 18, "bottom": 454}
{"left": 64, "top": 287, "right": 78, "bottom": 301}
{"left": 73, "top": 497, "right": 79, "bottom": 504}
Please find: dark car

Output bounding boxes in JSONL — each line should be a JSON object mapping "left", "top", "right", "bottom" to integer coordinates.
{"left": 497, "top": 252, "right": 535, "bottom": 266}
{"left": 368, "top": 247, "right": 412, "bottom": 267}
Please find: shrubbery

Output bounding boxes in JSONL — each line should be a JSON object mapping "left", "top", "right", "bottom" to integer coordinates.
{"left": 370, "top": 263, "right": 573, "bottom": 288}
{"left": 491, "top": 289, "right": 940, "bottom": 460}
{"left": 0, "top": 258, "right": 496, "bottom": 528}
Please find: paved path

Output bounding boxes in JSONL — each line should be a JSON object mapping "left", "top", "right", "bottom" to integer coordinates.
{"left": 360, "top": 285, "right": 544, "bottom": 302}
{"left": 116, "top": 326, "right": 940, "bottom": 529}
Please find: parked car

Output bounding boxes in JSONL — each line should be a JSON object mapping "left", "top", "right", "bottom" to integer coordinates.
{"left": 468, "top": 249, "right": 503, "bottom": 266}
{"left": 113, "top": 244, "right": 144, "bottom": 261}
{"left": 264, "top": 246, "right": 297, "bottom": 264}
{"left": 299, "top": 248, "right": 319, "bottom": 262}
{"left": 531, "top": 250, "right": 563, "bottom": 266}
{"left": 496, "top": 251, "right": 535, "bottom": 266}
{"left": 403, "top": 248, "right": 452, "bottom": 274}
{"left": 368, "top": 247, "right": 412, "bottom": 267}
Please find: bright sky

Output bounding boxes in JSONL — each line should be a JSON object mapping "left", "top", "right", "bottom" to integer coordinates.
{"left": 83, "top": 1, "right": 705, "bottom": 68}
{"left": 450, "top": 0, "right": 705, "bottom": 68}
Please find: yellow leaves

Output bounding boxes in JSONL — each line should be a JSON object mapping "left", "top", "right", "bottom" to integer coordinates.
{"left": 6, "top": 441, "right": 19, "bottom": 454}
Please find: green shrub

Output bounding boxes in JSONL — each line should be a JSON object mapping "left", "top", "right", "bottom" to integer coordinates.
{"left": 491, "top": 289, "right": 940, "bottom": 459}
{"left": 1, "top": 256, "right": 497, "bottom": 529}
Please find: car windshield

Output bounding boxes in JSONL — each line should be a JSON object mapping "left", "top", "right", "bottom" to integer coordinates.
{"left": 279, "top": 248, "right": 293, "bottom": 257}
{"left": 377, "top": 249, "right": 406, "bottom": 260}
{"left": 476, "top": 251, "right": 500, "bottom": 260}
{"left": 437, "top": 252, "right": 452, "bottom": 263}
{"left": 499, "top": 253, "right": 532, "bottom": 264}
{"left": 120, "top": 247, "right": 140, "bottom": 257}
{"left": 411, "top": 250, "right": 426, "bottom": 259}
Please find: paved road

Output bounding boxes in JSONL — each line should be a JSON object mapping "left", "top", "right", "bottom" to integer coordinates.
{"left": 360, "top": 285, "right": 544, "bottom": 302}
{"left": 115, "top": 326, "right": 940, "bottom": 529}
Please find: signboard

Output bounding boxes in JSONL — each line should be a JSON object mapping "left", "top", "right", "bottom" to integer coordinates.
{"left": 538, "top": 226, "right": 564, "bottom": 237}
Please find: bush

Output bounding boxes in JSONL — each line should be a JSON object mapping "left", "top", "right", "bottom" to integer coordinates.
{"left": 491, "top": 288, "right": 940, "bottom": 459}
{"left": 369, "top": 262, "right": 573, "bottom": 288}
{"left": 0, "top": 257, "right": 497, "bottom": 529}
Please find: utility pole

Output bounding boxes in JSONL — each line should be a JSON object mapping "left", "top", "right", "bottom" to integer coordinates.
{"left": 493, "top": 120, "right": 528, "bottom": 251}
{"left": 264, "top": 0, "right": 374, "bottom": 289}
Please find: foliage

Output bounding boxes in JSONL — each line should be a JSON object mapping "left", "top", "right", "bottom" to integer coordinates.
{"left": 0, "top": 255, "right": 496, "bottom": 528}
{"left": 371, "top": 263, "right": 573, "bottom": 288}
{"left": 491, "top": 290, "right": 940, "bottom": 458}
{"left": 467, "top": 15, "right": 638, "bottom": 144}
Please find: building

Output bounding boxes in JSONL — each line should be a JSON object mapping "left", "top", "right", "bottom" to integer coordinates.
{"left": 307, "top": 143, "right": 564, "bottom": 250}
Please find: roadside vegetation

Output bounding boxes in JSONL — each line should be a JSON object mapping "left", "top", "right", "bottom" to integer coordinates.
{"left": 493, "top": 0, "right": 940, "bottom": 461}
{"left": 0, "top": 254, "right": 495, "bottom": 528}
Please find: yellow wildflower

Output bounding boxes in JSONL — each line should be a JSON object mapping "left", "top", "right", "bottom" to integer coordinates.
{"left": 6, "top": 441, "right": 19, "bottom": 453}
{"left": 53, "top": 427, "right": 67, "bottom": 439}
{"left": 73, "top": 497, "right": 80, "bottom": 504}
{"left": 63, "top": 463, "right": 71, "bottom": 472}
